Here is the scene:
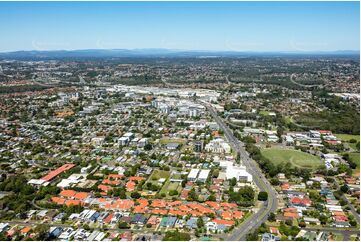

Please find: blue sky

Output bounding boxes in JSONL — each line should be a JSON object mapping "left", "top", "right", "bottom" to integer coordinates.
{"left": 0, "top": 1, "right": 359, "bottom": 52}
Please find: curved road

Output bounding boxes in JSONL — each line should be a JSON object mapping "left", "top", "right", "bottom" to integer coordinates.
{"left": 206, "top": 104, "right": 278, "bottom": 240}
{"left": 290, "top": 73, "right": 322, "bottom": 88}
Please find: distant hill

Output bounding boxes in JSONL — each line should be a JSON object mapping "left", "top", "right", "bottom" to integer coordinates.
{"left": 0, "top": 49, "right": 359, "bottom": 60}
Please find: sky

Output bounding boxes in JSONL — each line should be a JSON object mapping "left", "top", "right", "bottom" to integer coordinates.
{"left": 0, "top": 1, "right": 359, "bottom": 52}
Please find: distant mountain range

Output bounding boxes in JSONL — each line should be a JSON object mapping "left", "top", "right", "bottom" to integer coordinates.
{"left": 0, "top": 48, "right": 359, "bottom": 60}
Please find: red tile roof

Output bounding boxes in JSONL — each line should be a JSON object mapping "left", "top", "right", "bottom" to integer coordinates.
{"left": 108, "top": 174, "right": 124, "bottom": 180}
{"left": 332, "top": 211, "right": 346, "bottom": 216}
{"left": 281, "top": 183, "right": 290, "bottom": 190}
{"left": 221, "top": 211, "right": 233, "bottom": 220}
{"left": 290, "top": 197, "right": 312, "bottom": 206}
{"left": 65, "top": 200, "right": 81, "bottom": 206}
{"left": 20, "top": 227, "right": 31, "bottom": 234}
{"left": 104, "top": 213, "right": 113, "bottom": 224}
{"left": 284, "top": 212, "right": 299, "bottom": 219}
{"left": 334, "top": 215, "right": 348, "bottom": 222}
{"left": 151, "top": 200, "right": 168, "bottom": 208}
{"left": 129, "top": 176, "right": 145, "bottom": 181}
{"left": 205, "top": 201, "right": 220, "bottom": 209}
{"left": 59, "top": 189, "right": 77, "bottom": 198}
{"left": 51, "top": 196, "right": 66, "bottom": 205}
{"left": 126, "top": 181, "right": 136, "bottom": 192}
{"left": 151, "top": 208, "right": 168, "bottom": 215}
{"left": 220, "top": 202, "right": 238, "bottom": 209}
{"left": 41, "top": 164, "right": 75, "bottom": 181}
{"left": 212, "top": 219, "right": 235, "bottom": 226}
{"left": 73, "top": 192, "right": 89, "bottom": 200}
{"left": 233, "top": 210, "right": 244, "bottom": 219}
{"left": 98, "top": 184, "right": 112, "bottom": 192}
{"left": 284, "top": 207, "right": 298, "bottom": 213}
{"left": 102, "top": 179, "right": 121, "bottom": 186}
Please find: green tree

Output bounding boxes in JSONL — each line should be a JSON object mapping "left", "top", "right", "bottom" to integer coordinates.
{"left": 258, "top": 191, "right": 268, "bottom": 201}
{"left": 197, "top": 217, "right": 204, "bottom": 229}
{"left": 130, "top": 192, "right": 141, "bottom": 199}
{"left": 118, "top": 221, "right": 130, "bottom": 229}
{"left": 340, "top": 184, "right": 349, "bottom": 194}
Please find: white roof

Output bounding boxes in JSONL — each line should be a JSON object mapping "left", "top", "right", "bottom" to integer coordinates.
{"left": 188, "top": 169, "right": 200, "bottom": 179}
{"left": 219, "top": 160, "right": 233, "bottom": 168}
{"left": 198, "top": 169, "right": 210, "bottom": 180}
{"left": 57, "top": 179, "right": 79, "bottom": 188}
{"left": 28, "top": 179, "right": 46, "bottom": 185}
{"left": 95, "top": 232, "right": 106, "bottom": 241}
{"left": 226, "top": 165, "right": 252, "bottom": 182}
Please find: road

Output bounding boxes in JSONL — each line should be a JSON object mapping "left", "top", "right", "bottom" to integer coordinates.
{"left": 205, "top": 104, "right": 278, "bottom": 240}
{"left": 331, "top": 177, "right": 360, "bottom": 223}
{"left": 290, "top": 73, "right": 322, "bottom": 88}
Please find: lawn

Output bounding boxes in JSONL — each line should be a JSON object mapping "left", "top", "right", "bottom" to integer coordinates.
{"left": 148, "top": 170, "right": 170, "bottom": 181}
{"left": 261, "top": 148, "right": 322, "bottom": 170}
{"left": 143, "top": 170, "right": 171, "bottom": 192}
{"left": 159, "top": 180, "right": 182, "bottom": 198}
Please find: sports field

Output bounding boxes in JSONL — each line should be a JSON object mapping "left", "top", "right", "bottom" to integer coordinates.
{"left": 261, "top": 148, "right": 322, "bottom": 170}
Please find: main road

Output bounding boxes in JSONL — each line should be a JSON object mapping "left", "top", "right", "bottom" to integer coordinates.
{"left": 205, "top": 103, "right": 278, "bottom": 241}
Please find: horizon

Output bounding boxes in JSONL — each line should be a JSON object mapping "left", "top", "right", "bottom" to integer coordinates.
{"left": 1, "top": 48, "right": 360, "bottom": 54}
{"left": 0, "top": 1, "right": 359, "bottom": 52}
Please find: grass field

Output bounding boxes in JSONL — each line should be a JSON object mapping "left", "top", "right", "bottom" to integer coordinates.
{"left": 143, "top": 170, "right": 171, "bottom": 193}
{"left": 261, "top": 148, "right": 322, "bottom": 170}
{"left": 334, "top": 134, "right": 360, "bottom": 150}
{"left": 159, "top": 180, "right": 182, "bottom": 198}
{"left": 334, "top": 134, "right": 360, "bottom": 142}
{"left": 148, "top": 170, "right": 170, "bottom": 181}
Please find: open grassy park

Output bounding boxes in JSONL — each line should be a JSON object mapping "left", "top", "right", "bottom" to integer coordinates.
{"left": 261, "top": 148, "right": 322, "bottom": 170}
